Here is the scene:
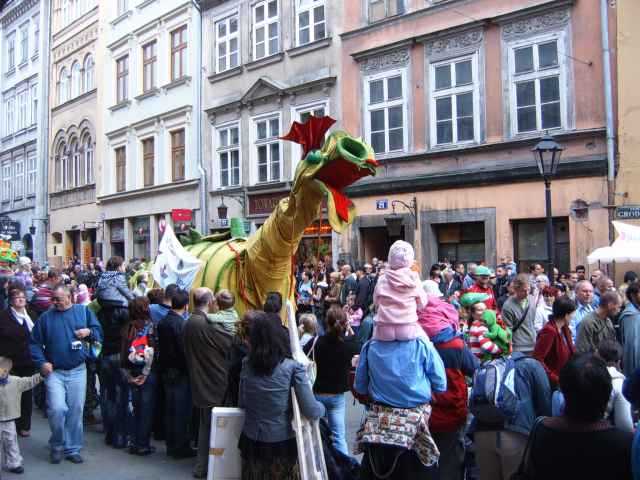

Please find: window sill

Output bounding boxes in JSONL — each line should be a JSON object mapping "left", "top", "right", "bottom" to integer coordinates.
{"left": 111, "top": 10, "right": 133, "bottom": 27}
{"left": 5, "top": 68, "right": 15, "bottom": 78}
{"left": 13, "top": 196, "right": 23, "bottom": 202}
{"left": 31, "top": 52, "right": 39, "bottom": 62}
{"left": 109, "top": 100, "right": 131, "bottom": 112}
{"left": 1, "top": 134, "right": 13, "bottom": 142}
{"left": 27, "top": 194, "right": 36, "bottom": 199}
{"left": 208, "top": 65, "right": 243, "bottom": 85}
{"left": 286, "top": 37, "right": 332, "bottom": 58}
{"left": 162, "top": 76, "right": 191, "bottom": 91}
{"left": 510, "top": 127, "right": 566, "bottom": 141}
{"left": 136, "top": 0, "right": 157, "bottom": 10}
{"left": 245, "top": 52, "right": 284, "bottom": 72}
{"left": 135, "top": 88, "right": 160, "bottom": 102}
{"left": 428, "top": 140, "right": 481, "bottom": 152}
{"left": 17, "top": 60, "right": 29, "bottom": 70}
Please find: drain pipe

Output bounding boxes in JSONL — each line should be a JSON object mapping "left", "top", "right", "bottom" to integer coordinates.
{"left": 192, "top": 0, "right": 208, "bottom": 233}
{"left": 600, "top": 0, "right": 616, "bottom": 244}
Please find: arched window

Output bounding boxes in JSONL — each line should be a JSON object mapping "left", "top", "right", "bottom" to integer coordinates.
{"left": 59, "top": 68, "right": 69, "bottom": 104}
{"left": 84, "top": 55, "right": 94, "bottom": 92}
{"left": 83, "top": 134, "right": 94, "bottom": 184}
{"left": 61, "top": 0, "right": 69, "bottom": 27}
{"left": 71, "top": 62, "right": 81, "bottom": 98}
{"left": 69, "top": 138, "right": 79, "bottom": 188}
{"left": 55, "top": 142, "right": 66, "bottom": 191}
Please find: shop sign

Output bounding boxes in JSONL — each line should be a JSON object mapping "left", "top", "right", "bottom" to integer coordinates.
{"left": 0, "top": 218, "right": 20, "bottom": 241}
{"left": 248, "top": 192, "right": 287, "bottom": 216}
{"left": 303, "top": 224, "right": 332, "bottom": 236}
{"left": 615, "top": 206, "right": 640, "bottom": 220}
{"left": 376, "top": 199, "right": 388, "bottom": 210}
{"left": 171, "top": 209, "right": 193, "bottom": 223}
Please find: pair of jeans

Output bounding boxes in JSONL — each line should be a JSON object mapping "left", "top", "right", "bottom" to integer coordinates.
{"left": 315, "top": 393, "right": 348, "bottom": 455}
{"left": 45, "top": 363, "right": 86, "bottom": 456}
{"left": 98, "top": 354, "right": 129, "bottom": 447}
{"left": 162, "top": 370, "right": 192, "bottom": 454}
{"left": 129, "top": 372, "right": 156, "bottom": 449}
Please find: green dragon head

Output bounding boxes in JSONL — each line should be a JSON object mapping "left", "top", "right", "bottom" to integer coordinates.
{"left": 282, "top": 117, "right": 378, "bottom": 233}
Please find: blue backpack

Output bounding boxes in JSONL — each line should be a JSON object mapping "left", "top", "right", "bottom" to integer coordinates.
{"left": 470, "top": 354, "right": 526, "bottom": 425}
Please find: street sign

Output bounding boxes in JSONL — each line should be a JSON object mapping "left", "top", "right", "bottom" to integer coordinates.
{"left": 0, "top": 219, "right": 20, "bottom": 240}
{"left": 615, "top": 206, "right": 640, "bottom": 220}
{"left": 376, "top": 199, "right": 388, "bottom": 210}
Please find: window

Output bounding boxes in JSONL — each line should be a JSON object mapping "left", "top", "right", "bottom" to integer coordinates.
{"left": 2, "top": 163, "right": 11, "bottom": 202}
{"left": 17, "top": 90, "right": 27, "bottom": 131}
{"left": 20, "top": 24, "right": 28, "bottom": 64}
{"left": 365, "top": 70, "right": 407, "bottom": 154}
{"left": 436, "top": 222, "right": 485, "bottom": 265}
{"left": 142, "top": 138, "right": 154, "bottom": 187}
{"left": 254, "top": 116, "right": 280, "bottom": 183}
{"left": 430, "top": 55, "right": 479, "bottom": 146}
{"left": 30, "top": 84, "right": 37, "bottom": 126}
{"left": 33, "top": 16, "right": 39, "bottom": 56}
{"left": 142, "top": 41, "right": 157, "bottom": 92}
{"left": 61, "top": 0, "right": 69, "bottom": 26}
{"left": 7, "top": 33, "right": 16, "bottom": 71}
{"left": 84, "top": 55, "right": 94, "bottom": 92}
{"left": 252, "top": 1, "right": 279, "bottom": 60}
{"left": 514, "top": 218, "right": 570, "bottom": 274}
{"left": 4, "top": 97, "right": 15, "bottom": 136}
{"left": 115, "top": 147, "right": 126, "bottom": 192}
{"left": 54, "top": 143, "right": 65, "bottom": 191}
{"left": 292, "top": 103, "right": 327, "bottom": 177}
{"left": 369, "top": 0, "right": 404, "bottom": 23}
{"left": 83, "top": 135, "right": 94, "bottom": 184}
{"left": 215, "top": 15, "right": 239, "bottom": 73}
{"left": 69, "top": 139, "right": 79, "bottom": 188}
{"left": 116, "top": 55, "right": 129, "bottom": 103}
{"left": 14, "top": 157, "right": 24, "bottom": 199}
{"left": 170, "top": 26, "right": 188, "bottom": 81}
{"left": 217, "top": 124, "right": 240, "bottom": 187}
{"left": 27, "top": 151, "right": 36, "bottom": 196}
{"left": 117, "top": 0, "right": 128, "bottom": 15}
{"left": 296, "top": 0, "right": 325, "bottom": 46}
{"left": 71, "top": 61, "right": 81, "bottom": 98}
{"left": 510, "top": 38, "right": 563, "bottom": 134}
{"left": 171, "top": 129, "right": 185, "bottom": 181}
{"left": 58, "top": 68, "right": 70, "bottom": 104}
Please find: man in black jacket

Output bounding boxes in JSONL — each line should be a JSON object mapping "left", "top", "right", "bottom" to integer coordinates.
{"left": 157, "top": 288, "right": 196, "bottom": 459}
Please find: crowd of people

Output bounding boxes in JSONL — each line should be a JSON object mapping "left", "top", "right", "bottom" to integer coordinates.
{"left": 0, "top": 244, "right": 639, "bottom": 479}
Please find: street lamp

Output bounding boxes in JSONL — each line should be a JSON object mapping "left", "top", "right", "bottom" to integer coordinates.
{"left": 384, "top": 197, "right": 418, "bottom": 237}
{"left": 217, "top": 198, "right": 228, "bottom": 220}
{"left": 532, "top": 134, "right": 563, "bottom": 276}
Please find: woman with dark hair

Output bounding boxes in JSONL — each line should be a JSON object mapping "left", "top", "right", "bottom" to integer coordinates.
{"left": 303, "top": 305, "right": 360, "bottom": 455}
{"left": 263, "top": 291, "right": 283, "bottom": 315}
{"left": 533, "top": 296, "right": 576, "bottom": 387}
{"left": 239, "top": 316, "right": 325, "bottom": 479}
{"left": 522, "top": 354, "right": 633, "bottom": 479}
{"left": 120, "top": 296, "right": 156, "bottom": 455}
{"left": 620, "top": 282, "right": 640, "bottom": 377}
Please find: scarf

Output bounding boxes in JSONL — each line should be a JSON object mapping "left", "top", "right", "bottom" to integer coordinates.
{"left": 11, "top": 308, "right": 34, "bottom": 331}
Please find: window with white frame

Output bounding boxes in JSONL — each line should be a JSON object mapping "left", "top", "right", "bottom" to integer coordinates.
{"left": 33, "top": 16, "right": 39, "bottom": 56}
{"left": 7, "top": 33, "right": 16, "bottom": 72}
{"left": 170, "top": 26, "right": 188, "bottom": 81}
{"left": 71, "top": 61, "right": 82, "bottom": 98}
{"left": 69, "top": 139, "right": 79, "bottom": 188}
{"left": 19, "top": 24, "right": 28, "bottom": 64}
{"left": 142, "top": 42, "right": 156, "bottom": 92}
{"left": 252, "top": 1, "right": 279, "bottom": 60}
{"left": 17, "top": 90, "right": 27, "bottom": 131}
{"left": 30, "top": 84, "right": 37, "bottom": 125}
{"left": 4, "top": 97, "right": 15, "bottom": 136}
{"left": 254, "top": 115, "right": 281, "bottom": 183}
{"left": 27, "top": 151, "right": 36, "bottom": 196}
{"left": 291, "top": 102, "right": 328, "bottom": 177}
{"left": 430, "top": 54, "right": 479, "bottom": 146}
{"left": 369, "top": 0, "right": 405, "bottom": 23}
{"left": 364, "top": 70, "right": 407, "bottom": 154}
{"left": 84, "top": 54, "right": 95, "bottom": 91}
{"left": 14, "top": 157, "right": 24, "bottom": 199}
{"left": 84, "top": 135, "right": 94, "bottom": 184}
{"left": 509, "top": 36, "right": 564, "bottom": 134}
{"left": 2, "top": 162, "right": 11, "bottom": 202}
{"left": 216, "top": 124, "right": 240, "bottom": 187}
{"left": 116, "top": 55, "right": 129, "bottom": 103}
{"left": 296, "top": 0, "right": 325, "bottom": 46}
{"left": 59, "top": 68, "right": 70, "bottom": 104}
{"left": 54, "top": 143, "right": 65, "bottom": 191}
{"left": 215, "top": 15, "right": 239, "bottom": 73}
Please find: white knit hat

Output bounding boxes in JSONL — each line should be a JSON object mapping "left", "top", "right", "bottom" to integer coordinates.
{"left": 388, "top": 240, "right": 415, "bottom": 270}
{"left": 422, "top": 279, "right": 443, "bottom": 297}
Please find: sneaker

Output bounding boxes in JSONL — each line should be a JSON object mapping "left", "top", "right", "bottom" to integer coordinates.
{"left": 66, "top": 454, "right": 84, "bottom": 464}
{"left": 50, "top": 451, "right": 63, "bottom": 464}
{"left": 9, "top": 466, "right": 25, "bottom": 474}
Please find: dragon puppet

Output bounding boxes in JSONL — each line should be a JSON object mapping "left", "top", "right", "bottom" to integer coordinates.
{"left": 136, "top": 117, "right": 378, "bottom": 320}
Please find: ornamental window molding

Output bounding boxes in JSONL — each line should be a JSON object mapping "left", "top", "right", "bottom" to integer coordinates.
{"left": 359, "top": 48, "right": 410, "bottom": 74}
{"left": 502, "top": 9, "right": 570, "bottom": 41}
{"left": 425, "top": 29, "right": 483, "bottom": 62}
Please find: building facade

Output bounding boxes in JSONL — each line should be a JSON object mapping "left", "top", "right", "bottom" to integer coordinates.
{"left": 339, "top": 0, "right": 614, "bottom": 273}
{"left": 48, "top": 0, "right": 101, "bottom": 266}
{"left": 0, "top": 0, "right": 50, "bottom": 262}
{"left": 100, "top": 0, "right": 202, "bottom": 261}
{"left": 202, "top": 0, "right": 342, "bottom": 262}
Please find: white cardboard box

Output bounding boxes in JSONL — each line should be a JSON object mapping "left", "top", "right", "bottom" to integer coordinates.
{"left": 207, "top": 407, "right": 245, "bottom": 480}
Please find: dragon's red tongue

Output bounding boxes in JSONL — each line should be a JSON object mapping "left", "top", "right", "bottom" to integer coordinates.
{"left": 326, "top": 186, "right": 351, "bottom": 222}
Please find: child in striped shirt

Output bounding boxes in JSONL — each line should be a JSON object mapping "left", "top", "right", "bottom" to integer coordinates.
{"left": 467, "top": 303, "right": 511, "bottom": 360}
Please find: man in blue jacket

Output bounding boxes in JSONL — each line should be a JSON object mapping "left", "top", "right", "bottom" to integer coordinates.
{"left": 30, "top": 285, "right": 102, "bottom": 465}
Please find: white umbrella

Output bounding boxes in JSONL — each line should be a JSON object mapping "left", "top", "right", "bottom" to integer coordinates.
{"left": 587, "top": 221, "right": 640, "bottom": 264}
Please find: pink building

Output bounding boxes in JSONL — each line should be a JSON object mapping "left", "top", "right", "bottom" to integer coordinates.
{"left": 339, "top": 0, "right": 615, "bottom": 274}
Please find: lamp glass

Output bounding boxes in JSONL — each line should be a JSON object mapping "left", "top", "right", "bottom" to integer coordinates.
{"left": 384, "top": 215, "right": 403, "bottom": 237}
{"left": 532, "top": 135, "right": 563, "bottom": 179}
{"left": 217, "top": 204, "right": 228, "bottom": 220}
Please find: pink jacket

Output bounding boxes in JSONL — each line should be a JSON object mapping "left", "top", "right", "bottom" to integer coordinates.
{"left": 373, "top": 267, "right": 428, "bottom": 341}
{"left": 417, "top": 296, "right": 460, "bottom": 339}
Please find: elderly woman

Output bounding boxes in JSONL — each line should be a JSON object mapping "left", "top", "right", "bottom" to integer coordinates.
{"left": 521, "top": 354, "right": 633, "bottom": 479}
{"left": 0, "top": 288, "right": 35, "bottom": 436}
{"left": 239, "top": 316, "right": 324, "bottom": 479}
